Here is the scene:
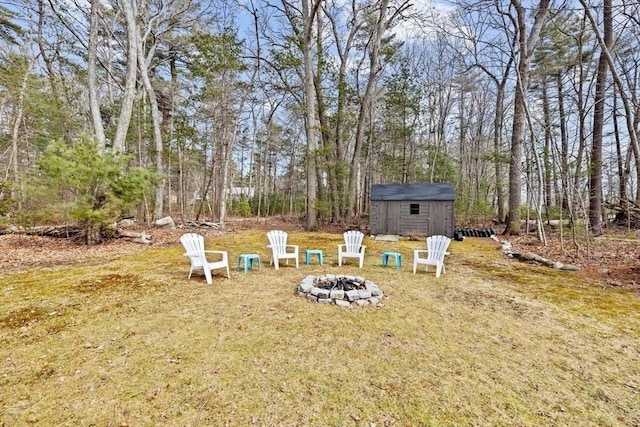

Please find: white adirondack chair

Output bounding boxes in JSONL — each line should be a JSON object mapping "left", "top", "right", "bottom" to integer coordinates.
{"left": 266, "top": 230, "right": 299, "bottom": 270}
{"left": 413, "top": 235, "right": 451, "bottom": 278}
{"left": 338, "top": 230, "right": 366, "bottom": 268}
{"left": 180, "top": 233, "right": 230, "bottom": 284}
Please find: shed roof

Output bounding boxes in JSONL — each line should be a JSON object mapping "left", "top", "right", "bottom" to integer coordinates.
{"left": 370, "top": 183, "right": 455, "bottom": 201}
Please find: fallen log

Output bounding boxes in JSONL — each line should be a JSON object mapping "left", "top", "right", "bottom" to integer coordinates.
{"left": 510, "top": 252, "right": 580, "bottom": 270}
{"left": 491, "top": 236, "right": 580, "bottom": 271}
{"left": 182, "top": 220, "right": 222, "bottom": 229}
{"left": 0, "top": 224, "right": 81, "bottom": 238}
{"left": 117, "top": 229, "right": 152, "bottom": 245}
{"left": 0, "top": 224, "right": 153, "bottom": 245}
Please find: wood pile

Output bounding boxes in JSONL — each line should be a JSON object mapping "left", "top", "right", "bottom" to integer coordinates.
{"left": 182, "top": 220, "right": 222, "bottom": 229}
{"left": 604, "top": 198, "right": 640, "bottom": 227}
{"left": 0, "top": 224, "right": 152, "bottom": 245}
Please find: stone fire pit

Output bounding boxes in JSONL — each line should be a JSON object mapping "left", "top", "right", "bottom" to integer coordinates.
{"left": 297, "top": 274, "right": 384, "bottom": 307}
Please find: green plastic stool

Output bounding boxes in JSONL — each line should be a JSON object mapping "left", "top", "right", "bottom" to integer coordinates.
{"left": 237, "top": 254, "right": 261, "bottom": 274}
{"left": 381, "top": 252, "right": 402, "bottom": 269}
{"left": 305, "top": 249, "right": 324, "bottom": 265}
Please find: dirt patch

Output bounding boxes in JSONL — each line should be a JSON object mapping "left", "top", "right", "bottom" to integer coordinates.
{"left": 506, "top": 228, "right": 640, "bottom": 289}
{"left": 74, "top": 274, "right": 145, "bottom": 293}
{"left": 0, "top": 305, "right": 51, "bottom": 329}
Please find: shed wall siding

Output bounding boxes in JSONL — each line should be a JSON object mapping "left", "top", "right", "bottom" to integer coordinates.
{"left": 370, "top": 200, "right": 454, "bottom": 237}
{"left": 399, "top": 201, "right": 430, "bottom": 234}
{"left": 370, "top": 202, "right": 381, "bottom": 234}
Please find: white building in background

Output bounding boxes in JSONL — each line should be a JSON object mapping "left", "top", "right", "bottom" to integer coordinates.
{"left": 223, "top": 186, "right": 255, "bottom": 199}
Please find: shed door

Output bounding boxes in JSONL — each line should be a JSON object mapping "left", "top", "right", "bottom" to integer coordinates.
{"left": 388, "top": 202, "right": 401, "bottom": 234}
{"left": 427, "top": 202, "right": 449, "bottom": 236}
{"left": 379, "top": 202, "right": 400, "bottom": 235}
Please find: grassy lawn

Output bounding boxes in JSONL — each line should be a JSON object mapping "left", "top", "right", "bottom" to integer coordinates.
{"left": 1, "top": 230, "right": 639, "bottom": 426}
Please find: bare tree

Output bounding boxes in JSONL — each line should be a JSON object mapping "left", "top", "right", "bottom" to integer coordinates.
{"left": 9, "top": 54, "right": 36, "bottom": 205}
{"left": 322, "top": 0, "right": 362, "bottom": 223}
{"left": 133, "top": 10, "right": 165, "bottom": 219}
{"left": 301, "top": 0, "right": 322, "bottom": 230}
{"left": 505, "top": 0, "right": 550, "bottom": 235}
{"left": 586, "top": 0, "right": 612, "bottom": 233}
{"left": 112, "top": 0, "right": 138, "bottom": 154}
{"left": 87, "top": 0, "right": 106, "bottom": 150}
{"left": 448, "top": 0, "right": 517, "bottom": 222}
{"left": 347, "top": 0, "right": 412, "bottom": 217}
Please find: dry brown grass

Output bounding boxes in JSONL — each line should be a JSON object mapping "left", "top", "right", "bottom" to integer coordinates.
{"left": 1, "top": 230, "right": 639, "bottom": 426}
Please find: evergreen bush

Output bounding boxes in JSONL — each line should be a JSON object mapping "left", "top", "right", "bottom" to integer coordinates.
{"left": 24, "top": 138, "right": 155, "bottom": 244}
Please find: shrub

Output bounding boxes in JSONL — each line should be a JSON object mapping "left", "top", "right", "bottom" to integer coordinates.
{"left": 24, "top": 138, "right": 155, "bottom": 244}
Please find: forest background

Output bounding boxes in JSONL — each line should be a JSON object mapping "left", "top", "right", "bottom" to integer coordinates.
{"left": 0, "top": 0, "right": 636, "bottom": 244}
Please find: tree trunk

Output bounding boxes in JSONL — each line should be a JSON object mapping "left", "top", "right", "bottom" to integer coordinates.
{"left": 588, "top": 0, "right": 611, "bottom": 234}
{"left": 88, "top": 0, "right": 106, "bottom": 150}
{"left": 506, "top": 5, "right": 528, "bottom": 235}
{"left": 112, "top": 0, "right": 138, "bottom": 154}
{"left": 541, "top": 77, "right": 553, "bottom": 217}
{"left": 324, "top": 4, "right": 359, "bottom": 223}
{"left": 134, "top": 24, "right": 165, "bottom": 220}
{"left": 302, "top": 0, "right": 321, "bottom": 231}
{"left": 314, "top": 12, "right": 335, "bottom": 223}
{"left": 348, "top": 0, "right": 402, "bottom": 217}
{"left": 612, "top": 90, "right": 626, "bottom": 204}
{"left": 494, "top": 73, "right": 509, "bottom": 223}
{"left": 557, "top": 73, "right": 569, "bottom": 210}
{"left": 166, "top": 50, "right": 178, "bottom": 218}
{"left": 37, "top": 0, "right": 73, "bottom": 144}
{"left": 505, "top": 0, "right": 550, "bottom": 235}
{"left": 581, "top": 0, "right": 640, "bottom": 208}
{"left": 10, "top": 57, "right": 35, "bottom": 205}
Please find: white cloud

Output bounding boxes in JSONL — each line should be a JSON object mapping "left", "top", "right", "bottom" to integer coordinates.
{"left": 392, "top": 0, "right": 457, "bottom": 42}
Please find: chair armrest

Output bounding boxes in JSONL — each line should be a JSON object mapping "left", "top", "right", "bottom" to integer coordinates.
{"left": 204, "top": 250, "right": 228, "bottom": 260}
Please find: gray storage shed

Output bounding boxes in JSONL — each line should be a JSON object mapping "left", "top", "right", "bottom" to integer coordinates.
{"left": 370, "top": 183, "right": 455, "bottom": 237}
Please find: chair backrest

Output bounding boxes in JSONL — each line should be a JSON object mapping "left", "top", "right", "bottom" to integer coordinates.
{"left": 343, "top": 230, "right": 364, "bottom": 253}
{"left": 427, "top": 235, "right": 451, "bottom": 262}
{"left": 267, "top": 230, "right": 288, "bottom": 254}
{"left": 180, "top": 233, "right": 206, "bottom": 266}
